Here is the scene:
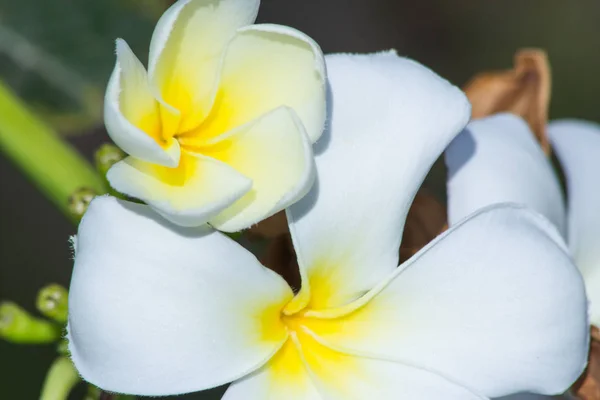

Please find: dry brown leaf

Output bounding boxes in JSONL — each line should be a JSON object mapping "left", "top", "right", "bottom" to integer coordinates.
{"left": 399, "top": 190, "right": 447, "bottom": 263}
{"left": 260, "top": 233, "right": 301, "bottom": 290}
{"left": 572, "top": 326, "right": 600, "bottom": 399}
{"left": 248, "top": 211, "right": 289, "bottom": 238}
{"left": 464, "top": 48, "right": 551, "bottom": 154}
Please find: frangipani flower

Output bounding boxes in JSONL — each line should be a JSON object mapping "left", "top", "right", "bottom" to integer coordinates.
{"left": 446, "top": 114, "right": 600, "bottom": 400}
{"left": 105, "top": 0, "right": 326, "bottom": 231}
{"left": 68, "top": 53, "right": 588, "bottom": 399}
{"left": 446, "top": 114, "right": 600, "bottom": 327}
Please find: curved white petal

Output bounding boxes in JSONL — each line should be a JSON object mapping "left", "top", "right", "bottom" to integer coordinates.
{"left": 107, "top": 153, "right": 251, "bottom": 227}
{"left": 496, "top": 394, "right": 568, "bottom": 400}
{"left": 303, "top": 204, "right": 588, "bottom": 397}
{"left": 549, "top": 120, "right": 600, "bottom": 325}
{"left": 104, "top": 39, "right": 179, "bottom": 167}
{"left": 224, "top": 329, "right": 485, "bottom": 400}
{"left": 286, "top": 51, "right": 471, "bottom": 310}
{"left": 202, "top": 107, "right": 315, "bottom": 232}
{"left": 223, "top": 339, "right": 322, "bottom": 400}
{"left": 584, "top": 270, "right": 600, "bottom": 326}
{"left": 67, "top": 196, "right": 292, "bottom": 395}
{"left": 182, "top": 24, "right": 326, "bottom": 143}
{"left": 148, "top": 0, "right": 259, "bottom": 133}
{"left": 446, "top": 113, "right": 566, "bottom": 236}
{"left": 297, "top": 329, "right": 486, "bottom": 400}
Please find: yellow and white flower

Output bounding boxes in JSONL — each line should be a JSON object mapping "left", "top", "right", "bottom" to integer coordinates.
{"left": 68, "top": 53, "right": 588, "bottom": 399}
{"left": 446, "top": 114, "right": 600, "bottom": 327}
{"left": 104, "top": 0, "right": 326, "bottom": 231}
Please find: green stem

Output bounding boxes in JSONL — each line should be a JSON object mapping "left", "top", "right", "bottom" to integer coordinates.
{"left": 39, "top": 356, "right": 80, "bottom": 400}
{"left": 0, "top": 81, "right": 105, "bottom": 223}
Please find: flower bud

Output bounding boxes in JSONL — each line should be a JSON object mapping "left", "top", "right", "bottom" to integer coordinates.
{"left": 37, "top": 284, "right": 68, "bottom": 323}
{"left": 95, "top": 143, "right": 125, "bottom": 178}
{"left": 68, "top": 187, "right": 96, "bottom": 220}
{"left": 0, "top": 302, "right": 60, "bottom": 344}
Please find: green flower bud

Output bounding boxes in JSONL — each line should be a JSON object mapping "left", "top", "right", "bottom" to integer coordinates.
{"left": 37, "top": 284, "right": 68, "bottom": 323}
{"left": 68, "top": 187, "right": 96, "bottom": 220}
{"left": 0, "top": 302, "right": 61, "bottom": 344}
{"left": 95, "top": 143, "right": 125, "bottom": 178}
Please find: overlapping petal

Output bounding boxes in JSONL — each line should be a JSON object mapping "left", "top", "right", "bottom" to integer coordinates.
{"left": 446, "top": 113, "right": 566, "bottom": 235}
{"left": 178, "top": 24, "right": 326, "bottom": 145}
{"left": 107, "top": 152, "right": 251, "bottom": 227}
{"left": 496, "top": 394, "right": 568, "bottom": 400}
{"left": 224, "top": 329, "right": 485, "bottom": 400}
{"left": 223, "top": 339, "right": 322, "bottom": 400}
{"left": 286, "top": 51, "right": 471, "bottom": 311}
{"left": 148, "top": 0, "right": 260, "bottom": 134}
{"left": 296, "top": 329, "right": 485, "bottom": 400}
{"left": 303, "top": 205, "right": 588, "bottom": 397}
{"left": 203, "top": 107, "right": 315, "bottom": 232}
{"left": 549, "top": 119, "right": 600, "bottom": 325}
{"left": 104, "top": 39, "right": 180, "bottom": 166}
{"left": 67, "top": 196, "right": 292, "bottom": 395}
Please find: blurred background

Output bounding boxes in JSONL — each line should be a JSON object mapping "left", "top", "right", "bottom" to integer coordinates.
{"left": 1, "top": 0, "right": 599, "bottom": 398}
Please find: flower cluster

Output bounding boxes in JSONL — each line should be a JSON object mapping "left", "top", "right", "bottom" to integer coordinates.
{"left": 66, "top": 0, "right": 593, "bottom": 399}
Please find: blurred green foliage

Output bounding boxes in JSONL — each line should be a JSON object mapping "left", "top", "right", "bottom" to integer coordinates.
{"left": 0, "top": 0, "right": 161, "bottom": 135}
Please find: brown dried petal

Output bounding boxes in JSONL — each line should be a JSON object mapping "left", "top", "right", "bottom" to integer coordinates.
{"left": 247, "top": 211, "right": 289, "bottom": 238}
{"left": 464, "top": 49, "right": 551, "bottom": 154}
{"left": 399, "top": 189, "right": 447, "bottom": 263}
{"left": 572, "top": 326, "right": 600, "bottom": 400}
{"left": 260, "top": 233, "right": 301, "bottom": 291}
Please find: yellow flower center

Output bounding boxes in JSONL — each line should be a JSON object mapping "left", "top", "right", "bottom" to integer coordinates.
{"left": 145, "top": 91, "right": 242, "bottom": 187}
{"left": 260, "top": 299, "right": 362, "bottom": 394}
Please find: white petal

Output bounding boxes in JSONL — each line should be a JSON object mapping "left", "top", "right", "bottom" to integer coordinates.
{"left": 203, "top": 107, "right": 315, "bottom": 232}
{"left": 104, "top": 39, "right": 179, "bottom": 167}
{"left": 446, "top": 113, "right": 566, "bottom": 236}
{"left": 496, "top": 394, "right": 569, "bottom": 400}
{"left": 549, "top": 120, "right": 600, "bottom": 325}
{"left": 296, "top": 329, "right": 485, "bottom": 400}
{"left": 107, "top": 152, "right": 251, "bottom": 227}
{"left": 148, "top": 0, "right": 259, "bottom": 133}
{"left": 183, "top": 24, "right": 326, "bottom": 143}
{"left": 223, "top": 338, "right": 322, "bottom": 400}
{"left": 286, "top": 51, "right": 471, "bottom": 310}
{"left": 303, "top": 204, "right": 588, "bottom": 397}
{"left": 583, "top": 270, "right": 600, "bottom": 326}
{"left": 67, "top": 196, "right": 292, "bottom": 396}
{"left": 225, "top": 330, "right": 484, "bottom": 400}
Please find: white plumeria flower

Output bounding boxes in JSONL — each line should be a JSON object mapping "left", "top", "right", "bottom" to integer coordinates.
{"left": 446, "top": 114, "right": 600, "bottom": 400}
{"left": 105, "top": 0, "right": 326, "bottom": 231}
{"left": 446, "top": 114, "right": 599, "bottom": 326}
{"left": 68, "top": 53, "right": 588, "bottom": 399}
